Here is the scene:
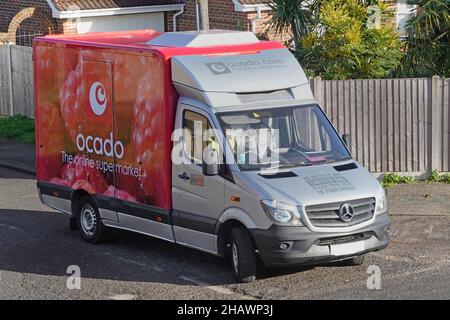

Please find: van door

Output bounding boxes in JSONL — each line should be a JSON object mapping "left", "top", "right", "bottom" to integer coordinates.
{"left": 172, "top": 105, "right": 225, "bottom": 254}
{"left": 81, "top": 58, "right": 118, "bottom": 222}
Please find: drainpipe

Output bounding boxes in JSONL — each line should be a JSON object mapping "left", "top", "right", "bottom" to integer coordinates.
{"left": 198, "top": 0, "right": 210, "bottom": 30}
{"left": 195, "top": 1, "right": 200, "bottom": 31}
{"left": 172, "top": 6, "right": 184, "bottom": 32}
{"left": 251, "top": 6, "right": 263, "bottom": 33}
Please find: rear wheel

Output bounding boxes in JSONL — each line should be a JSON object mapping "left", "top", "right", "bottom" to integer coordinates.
{"left": 230, "top": 227, "right": 257, "bottom": 283}
{"left": 76, "top": 196, "right": 108, "bottom": 244}
{"left": 343, "top": 255, "right": 365, "bottom": 266}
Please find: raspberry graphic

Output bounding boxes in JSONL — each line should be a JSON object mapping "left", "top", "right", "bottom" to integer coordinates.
{"left": 36, "top": 46, "right": 78, "bottom": 104}
{"left": 131, "top": 70, "right": 166, "bottom": 207}
{"left": 49, "top": 177, "right": 70, "bottom": 187}
{"left": 59, "top": 51, "right": 111, "bottom": 144}
{"left": 103, "top": 185, "right": 137, "bottom": 202}
{"left": 114, "top": 146, "right": 143, "bottom": 202}
{"left": 72, "top": 180, "right": 96, "bottom": 194}
{"left": 60, "top": 155, "right": 108, "bottom": 194}
{"left": 112, "top": 54, "right": 149, "bottom": 143}
{"left": 36, "top": 102, "right": 66, "bottom": 181}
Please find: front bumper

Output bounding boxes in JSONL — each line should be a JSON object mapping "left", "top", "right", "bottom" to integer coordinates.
{"left": 251, "top": 213, "right": 391, "bottom": 267}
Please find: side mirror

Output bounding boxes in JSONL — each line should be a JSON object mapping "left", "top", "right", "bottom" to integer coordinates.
{"left": 342, "top": 134, "right": 351, "bottom": 148}
{"left": 203, "top": 148, "right": 219, "bottom": 176}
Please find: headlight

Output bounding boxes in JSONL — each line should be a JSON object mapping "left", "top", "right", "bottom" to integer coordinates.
{"left": 375, "top": 192, "right": 388, "bottom": 215}
{"left": 261, "top": 200, "right": 302, "bottom": 225}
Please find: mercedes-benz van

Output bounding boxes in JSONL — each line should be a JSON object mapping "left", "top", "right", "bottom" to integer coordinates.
{"left": 35, "top": 29, "right": 390, "bottom": 282}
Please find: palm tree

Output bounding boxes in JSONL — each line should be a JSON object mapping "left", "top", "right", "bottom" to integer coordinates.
{"left": 267, "top": 0, "right": 316, "bottom": 49}
{"left": 403, "top": 0, "right": 450, "bottom": 77}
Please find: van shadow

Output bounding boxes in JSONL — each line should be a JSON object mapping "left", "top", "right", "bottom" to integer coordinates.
{"left": 0, "top": 208, "right": 332, "bottom": 286}
{"left": 0, "top": 166, "right": 35, "bottom": 179}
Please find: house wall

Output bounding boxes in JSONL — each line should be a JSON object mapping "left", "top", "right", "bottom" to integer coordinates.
{"left": 0, "top": 0, "right": 61, "bottom": 44}
{"left": 76, "top": 13, "right": 165, "bottom": 34}
{"left": 167, "top": 0, "right": 248, "bottom": 32}
{"left": 166, "top": 0, "right": 289, "bottom": 43}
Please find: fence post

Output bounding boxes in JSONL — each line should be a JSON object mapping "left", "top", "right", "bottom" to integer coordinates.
{"left": 313, "top": 76, "right": 322, "bottom": 104}
{"left": 7, "top": 44, "right": 14, "bottom": 116}
{"left": 431, "top": 75, "right": 442, "bottom": 172}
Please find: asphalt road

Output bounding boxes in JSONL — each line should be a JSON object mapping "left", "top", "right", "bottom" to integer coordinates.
{"left": 0, "top": 166, "right": 449, "bottom": 300}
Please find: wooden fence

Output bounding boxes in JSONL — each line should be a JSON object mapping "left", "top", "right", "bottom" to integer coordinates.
{"left": 0, "top": 45, "right": 33, "bottom": 118}
{"left": 0, "top": 44, "right": 448, "bottom": 173}
{"left": 310, "top": 76, "right": 450, "bottom": 174}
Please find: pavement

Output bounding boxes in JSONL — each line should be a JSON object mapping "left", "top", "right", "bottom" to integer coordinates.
{"left": 386, "top": 183, "right": 450, "bottom": 216}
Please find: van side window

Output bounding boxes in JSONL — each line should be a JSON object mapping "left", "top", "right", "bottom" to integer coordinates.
{"left": 183, "top": 110, "right": 217, "bottom": 164}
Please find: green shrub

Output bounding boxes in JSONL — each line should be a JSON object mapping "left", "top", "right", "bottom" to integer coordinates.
{"left": 294, "top": 0, "right": 404, "bottom": 79}
{"left": 427, "top": 170, "right": 450, "bottom": 184}
{"left": 0, "top": 115, "right": 35, "bottom": 144}
{"left": 382, "top": 173, "right": 415, "bottom": 187}
{"left": 400, "top": 0, "right": 450, "bottom": 78}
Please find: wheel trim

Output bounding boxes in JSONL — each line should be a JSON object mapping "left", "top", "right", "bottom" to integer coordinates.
{"left": 80, "top": 205, "right": 97, "bottom": 237}
{"left": 232, "top": 243, "right": 239, "bottom": 274}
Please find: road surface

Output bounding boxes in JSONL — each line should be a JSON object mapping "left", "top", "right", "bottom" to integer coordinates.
{"left": 0, "top": 167, "right": 449, "bottom": 300}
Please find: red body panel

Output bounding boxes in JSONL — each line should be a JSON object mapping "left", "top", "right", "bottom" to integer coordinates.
{"left": 34, "top": 29, "right": 283, "bottom": 210}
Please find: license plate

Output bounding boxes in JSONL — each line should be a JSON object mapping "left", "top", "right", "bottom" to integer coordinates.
{"left": 330, "top": 241, "right": 365, "bottom": 256}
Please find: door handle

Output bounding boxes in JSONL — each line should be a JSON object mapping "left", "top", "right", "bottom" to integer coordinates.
{"left": 178, "top": 172, "right": 190, "bottom": 181}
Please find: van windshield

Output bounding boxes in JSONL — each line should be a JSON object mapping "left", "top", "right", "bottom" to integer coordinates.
{"left": 217, "top": 104, "right": 351, "bottom": 171}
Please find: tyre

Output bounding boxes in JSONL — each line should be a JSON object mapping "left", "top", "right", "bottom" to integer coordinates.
{"left": 230, "top": 227, "right": 257, "bottom": 283}
{"left": 76, "top": 196, "right": 108, "bottom": 244}
{"left": 343, "top": 255, "right": 365, "bottom": 266}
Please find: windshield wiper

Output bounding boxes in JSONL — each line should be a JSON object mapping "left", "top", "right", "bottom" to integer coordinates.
{"left": 307, "top": 156, "right": 353, "bottom": 166}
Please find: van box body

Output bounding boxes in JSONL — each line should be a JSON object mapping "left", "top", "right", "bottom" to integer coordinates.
{"left": 34, "top": 29, "right": 283, "bottom": 212}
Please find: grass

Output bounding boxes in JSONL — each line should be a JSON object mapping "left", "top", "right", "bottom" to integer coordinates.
{"left": 382, "top": 170, "right": 450, "bottom": 187}
{"left": 427, "top": 170, "right": 450, "bottom": 184}
{"left": 0, "top": 115, "right": 35, "bottom": 144}
{"left": 382, "top": 173, "right": 415, "bottom": 188}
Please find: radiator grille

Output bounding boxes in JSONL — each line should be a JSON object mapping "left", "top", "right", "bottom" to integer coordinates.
{"left": 305, "top": 197, "right": 376, "bottom": 228}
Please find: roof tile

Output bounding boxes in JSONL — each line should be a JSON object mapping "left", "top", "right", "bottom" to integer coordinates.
{"left": 50, "top": 0, "right": 185, "bottom": 11}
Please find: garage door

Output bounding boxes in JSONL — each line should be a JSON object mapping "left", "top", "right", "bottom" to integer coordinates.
{"left": 77, "top": 12, "right": 165, "bottom": 34}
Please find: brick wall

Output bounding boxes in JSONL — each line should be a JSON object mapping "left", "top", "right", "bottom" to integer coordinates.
{"left": 0, "top": 0, "right": 62, "bottom": 44}
{"left": 167, "top": 0, "right": 248, "bottom": 32}
{"left": 0, "top": 0, "right": 58, "bottom": 33}
{"left": 62, "top": 18, "right": 78, "bottom": 34}
{"left": 166, "top": 0, "right": 289, "bottom": 44}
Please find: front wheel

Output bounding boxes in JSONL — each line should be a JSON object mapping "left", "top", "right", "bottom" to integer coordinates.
{"left": 230, "top": 227, "right": 257, "bottom": 283}
{"left": 76, "top": 196, "right": 108, "bottom": 244}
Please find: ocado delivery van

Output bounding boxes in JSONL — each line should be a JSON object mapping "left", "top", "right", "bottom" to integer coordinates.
{"left": 34, "top": 29, "right": 390, "bottom": 282}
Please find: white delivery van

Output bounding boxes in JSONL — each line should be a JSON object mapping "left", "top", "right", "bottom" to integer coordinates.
{"left": 35, "top": 30, "right": 390, "bottom": 283}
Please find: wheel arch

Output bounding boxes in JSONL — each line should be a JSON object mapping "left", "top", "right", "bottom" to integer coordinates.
{"left": 70, "top": 189, "right": 99, "bottom": 217}
{"left": 216, "top": 208, "right": 258, "bottom": 257}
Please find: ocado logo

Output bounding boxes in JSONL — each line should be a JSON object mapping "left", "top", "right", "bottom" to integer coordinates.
{"left": 76, "top": 132, "right": 124, "bottom": 159}
{"left": 206, "top": 62, "right": 231, "bottom": 75}
{"left": 89, "top": 82, "right": 107, "bottom": 116}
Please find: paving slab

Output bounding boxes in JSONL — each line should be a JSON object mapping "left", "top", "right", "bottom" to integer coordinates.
{"left": 385, "top": 182, "right": 450, "bottom": 216}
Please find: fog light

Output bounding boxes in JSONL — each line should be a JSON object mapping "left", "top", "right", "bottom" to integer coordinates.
{"left": 279, "top": 243, "right": 290, "bottom": 250}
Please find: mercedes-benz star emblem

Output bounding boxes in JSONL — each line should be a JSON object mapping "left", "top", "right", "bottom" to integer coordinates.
{"left": 339, "top": 204, "right": 354, "bottom": 222}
